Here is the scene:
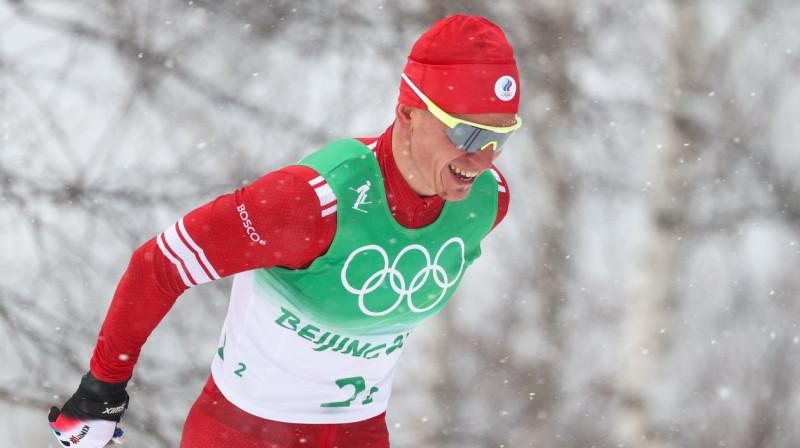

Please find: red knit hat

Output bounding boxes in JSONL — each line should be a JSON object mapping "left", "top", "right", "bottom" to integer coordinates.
{"left": 399, "top": 15, "right": 520, "bottom": 115}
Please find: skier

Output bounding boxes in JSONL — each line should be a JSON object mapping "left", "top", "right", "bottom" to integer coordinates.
{"left": 48, "top": 14, "right": 521, "bottom": 447}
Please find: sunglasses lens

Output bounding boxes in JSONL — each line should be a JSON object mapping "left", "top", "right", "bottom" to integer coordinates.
{"left": 445, "top": 123, "right": 515, "bottom": 153}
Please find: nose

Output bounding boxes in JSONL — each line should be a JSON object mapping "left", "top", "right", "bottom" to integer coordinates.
{"left": 466, "top": 146, "right": 496, "bottom": 171}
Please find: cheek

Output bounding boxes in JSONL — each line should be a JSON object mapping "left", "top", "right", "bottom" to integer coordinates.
{"left": 411, "top": 128, "right": 442, "bottom": 166}
{"left": 410, "top": 118, "right": 463, "bottom": 173}
{"left": 427, "top": 144, "right": 458, "bottom": 174}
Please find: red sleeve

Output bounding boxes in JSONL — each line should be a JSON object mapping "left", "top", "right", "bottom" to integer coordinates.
{"left": 490, "top": 166, "right": 510, "bottom": 231}
{"left": 90, "top": 165, "right": 336, "bottom": 382}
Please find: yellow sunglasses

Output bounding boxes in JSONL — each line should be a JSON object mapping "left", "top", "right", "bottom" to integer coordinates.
{"left": 401, "top": 73, "right": 522, "bottom": 153}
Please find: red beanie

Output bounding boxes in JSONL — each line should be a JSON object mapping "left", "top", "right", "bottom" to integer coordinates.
{"left": 399, "top": 15, "right": 520, "bottom": 115}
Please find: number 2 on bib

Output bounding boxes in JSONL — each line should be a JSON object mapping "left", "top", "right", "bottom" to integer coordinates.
{"left": 320, "top": 376, "right": 379, "bottom": 408}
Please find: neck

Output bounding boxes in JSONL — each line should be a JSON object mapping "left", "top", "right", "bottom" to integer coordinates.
{"left": 390, "top": 121, "right": 435, "bottom": 197}
{"left": 376, "top": 124, "right": 445, "bottom": 229}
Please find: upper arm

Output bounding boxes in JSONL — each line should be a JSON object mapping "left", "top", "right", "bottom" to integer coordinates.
{"left": 158, "top": 165, "right": 337, "bottom": 284}
{"left": 489, "top": 166, "right": 510, "bottom": 231}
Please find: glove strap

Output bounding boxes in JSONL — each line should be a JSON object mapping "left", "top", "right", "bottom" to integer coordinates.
{"left": 63, "top": 372, "right": 130, "bottom": 422}
{"left": 72, "top": 395, "right": 129, "bottom": 421}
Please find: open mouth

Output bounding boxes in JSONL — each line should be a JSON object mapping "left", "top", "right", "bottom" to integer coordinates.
{"left": 449, "top": 164, "right": 478, "bottom": 183}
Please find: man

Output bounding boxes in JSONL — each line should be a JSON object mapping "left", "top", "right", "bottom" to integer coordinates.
{"left": 48, "top": 14, "right": 521, "bottom": 447}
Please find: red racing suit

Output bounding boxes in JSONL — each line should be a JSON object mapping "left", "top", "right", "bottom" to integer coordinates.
{"left": 88, "top": 125, "right": 510, "bottom": 446}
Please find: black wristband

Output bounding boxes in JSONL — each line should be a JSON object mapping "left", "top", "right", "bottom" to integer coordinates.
{"left": 62, "top": 372, "right": 130, "bottom": 422}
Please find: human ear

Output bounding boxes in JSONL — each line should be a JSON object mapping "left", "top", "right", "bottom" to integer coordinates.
{"left": 394, "top": 103, "right": 415, "bottom": 133}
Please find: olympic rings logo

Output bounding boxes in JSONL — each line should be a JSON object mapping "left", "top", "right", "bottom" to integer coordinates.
{"left": 341, "top": 237, "right": 466, "bottom": 317}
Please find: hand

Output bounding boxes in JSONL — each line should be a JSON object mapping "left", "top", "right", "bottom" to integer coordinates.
{"left": 48, "top": 407, "right": 126, "bottom": 447}
{"left": 48, "top": 372, "right": 129, "bottom": 447}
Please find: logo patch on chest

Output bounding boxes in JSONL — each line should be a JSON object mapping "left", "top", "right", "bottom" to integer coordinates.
{"left": 349, "top": 180, "right": 372, "bottom": 213}
{"left": 341, "top": 237, "right": 466, "bottom": 316}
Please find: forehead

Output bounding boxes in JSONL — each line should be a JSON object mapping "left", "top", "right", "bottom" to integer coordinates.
{"left": 451, "top": 112, "right": 517, "bottom": 128}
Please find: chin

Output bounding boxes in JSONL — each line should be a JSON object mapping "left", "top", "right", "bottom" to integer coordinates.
{"left": 441, "top": 188, "right": 471, "bottom": 202}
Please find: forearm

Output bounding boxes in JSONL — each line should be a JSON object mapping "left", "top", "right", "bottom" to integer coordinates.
{"left": 89, "top": 238, "right": 187, "bottom": 382}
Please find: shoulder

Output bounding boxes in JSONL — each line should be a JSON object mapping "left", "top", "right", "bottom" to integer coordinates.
{"left": 245, "top": 165, "right": 320, "bottom": 197}
{"left": 487, "top": 165, "right": 510, "bottom": 230}
{"left": 245, "top": 165, "right": 337, "bottom": 220}
{"left": 298, "top": 139, "right": 381, "bottom": 196}
{"left": 299, "top": 139, "right": 374, "bottom": 174}
{"left": 353, "top": 137, "right": 379, "bottom": 151}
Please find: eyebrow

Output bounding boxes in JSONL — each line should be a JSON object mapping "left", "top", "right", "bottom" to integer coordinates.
{"left": 451, "top": 115, "right": 517, "bottom": 128}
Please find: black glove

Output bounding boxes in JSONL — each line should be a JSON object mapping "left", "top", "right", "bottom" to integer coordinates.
{"left": 48, "top": 372, "right": 129, "bottom": 447}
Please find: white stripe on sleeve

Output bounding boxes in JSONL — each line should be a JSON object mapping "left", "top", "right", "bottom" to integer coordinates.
{"left": 321, "top": 204, "right": 338, "bottom": 217}
{"left": 160, "top": 221, "right": 215, "bottom": 285}
{"left": 490, "top": 168, "right": 507, "bottom": 193}
{"left": 178, "top": 218, "right": 220, "bottom": 280}
{"left": 308, "top": 177, "right": 337, "bottom": 218}
{"left": 156, "top": 233, "right": 194, "bottom": 288}
{"left": 313, "top": 183, "right": 336, "bottom": 207}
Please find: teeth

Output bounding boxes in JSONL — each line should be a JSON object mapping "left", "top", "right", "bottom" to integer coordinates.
{"left": 450, "top": 165, "right": 478, "bottom": 179}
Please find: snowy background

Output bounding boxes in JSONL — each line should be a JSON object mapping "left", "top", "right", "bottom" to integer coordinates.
{"left": 2, "top": 0, "right": 799, "bottom": 447}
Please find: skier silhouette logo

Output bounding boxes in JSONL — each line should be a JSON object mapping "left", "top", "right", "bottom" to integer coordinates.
{"left": 350, "top": 180, "right": 372, "bottom": 213}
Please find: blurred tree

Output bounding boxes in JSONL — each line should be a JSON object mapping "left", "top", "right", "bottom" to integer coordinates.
{"left": 1, "top": 0, "right": 799, "bottom": 447}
